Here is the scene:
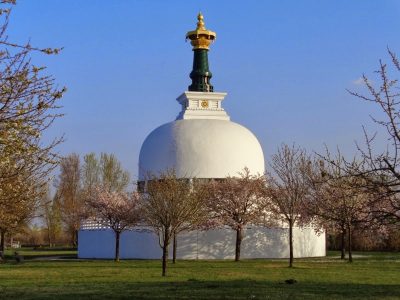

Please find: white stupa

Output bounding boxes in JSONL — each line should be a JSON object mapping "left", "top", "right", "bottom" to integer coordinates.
{"left": 139, "top": 91, "right": 265, "bottom": 180}
{"left": 78, "top": 14, "right": 325, "bottom": 259}
{"left": 139, "top": 13, "right": 264, "bottom": 180}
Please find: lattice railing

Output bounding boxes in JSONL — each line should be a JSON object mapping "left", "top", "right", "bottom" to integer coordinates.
{"left": 80, "top": 219, "right": 110, "bottom": 230}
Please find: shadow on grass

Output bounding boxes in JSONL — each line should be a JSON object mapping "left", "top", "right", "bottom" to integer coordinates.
{"left": 1, "top": 279, "right": 399, "bottom": 300}
{"left": 3, "top": 253, "right": 77, "bottom": 261}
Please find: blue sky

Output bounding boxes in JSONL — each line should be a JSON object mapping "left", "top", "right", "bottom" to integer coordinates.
{"left": 8, "top": 0, "right": 400, "bottom": 180}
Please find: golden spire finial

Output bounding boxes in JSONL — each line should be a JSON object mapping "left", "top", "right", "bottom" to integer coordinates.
{"left": 197, "top": 12, "right": 205, "bottom": 30}
{"left": 186, "top": 13, "right": 216, "bottom": 50}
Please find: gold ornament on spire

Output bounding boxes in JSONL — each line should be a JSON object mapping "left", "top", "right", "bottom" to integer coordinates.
{"left": 196, "top": 12, "right": 205, "bottom": 30}
{"left": 186, "top": 12, "right": 216, "bottom": 50}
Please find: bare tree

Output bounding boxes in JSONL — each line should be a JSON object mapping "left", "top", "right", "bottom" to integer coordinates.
{"left": 55, "top": 154, "right": 84, "bottom": 247}
{"left": 208, "top": 168, "right": 267, "bottom": 261}
{"left": 347, "top": 49, "right": 400, "bottom": 224}
{"left": 87, "top": 187, "right": 141, "bottom": 262}
{"left": 39, "top": 187, "right": 62, "bottom": 247}
{"left": 81, "top": 152, "right": 129, "bottom": 201}
{"left": 56, "top": 152, "right": 131, "bottom": 247}
{"left": 81, "top": 153, "right": 100, "bottom": 199}
{"left": 141, "top": 171, "right": 209, "bottom": 276}
{"left": 266, "top": 144, "right": 312, "bottom": 267}
{"left": 99, "top": 153, "right": 130, "bottom": 193}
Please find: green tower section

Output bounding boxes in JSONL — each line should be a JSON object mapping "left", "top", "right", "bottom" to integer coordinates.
{"left": 186, "top": 13, "right": 216, "bottom": 93}
{"left": 189, "top": 49, "right": 213, "bottom": 92}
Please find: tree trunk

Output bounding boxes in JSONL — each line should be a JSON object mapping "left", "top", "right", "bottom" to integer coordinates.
{"left": 71, "top": 229, "right": 76, "bottom": 247}
{"left": 162, "top": 230, "right": 170, "bottom": 277}
{"left": 74, "top": 229, "right": 79, "bottom": 248}
{"left": 341, "top": 228, "right": 346, "bottom": 260}
{"left": 172, "top": 232, "right": 177, "bottom": 264}
{"left": 348, "top": 225, "right": 353, "bottom": 263}
{"left": 0, "top": 230, "right": 5, "bottom": 258}
{"left": 115, "top": 231, "right": 120, "bottom": 262}
{"left": 235, "top": 227, "right": 243, "bottom": 262}
{"left": 47, "top": 227, "right": 52, "bottom": 248}
{"left": 289, "top": 220, "right": 294, "bottom": 267}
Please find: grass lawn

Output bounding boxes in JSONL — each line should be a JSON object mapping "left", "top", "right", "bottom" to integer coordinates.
{"left": 0, "top": 249, "right": 399, "bottom": 299}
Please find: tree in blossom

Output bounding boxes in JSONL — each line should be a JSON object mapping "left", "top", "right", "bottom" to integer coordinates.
{"left": 208, "top": 168, "right": 268, "bottom": 261}
{"left": 87, "top": 187, "right": 141, "bottom": 262}
{"left": 306, "top": 153, "right": 372, "bottom": 262}
{"left": 0, "top": 0, "right": 65, "bottom": 252}
{"left": 171, "top": 179, "right": 209, "bottom": 264}
{"left": 266, "top": 144, "right": 312, "bottom": 267}
{"left": 0, "top": 170, "right": 39, "bottom": 255}
{"left": 141, "top": 170, "right": 209, "bottom": 276}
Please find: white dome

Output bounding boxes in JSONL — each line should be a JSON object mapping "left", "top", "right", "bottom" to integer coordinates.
{"left": 139, "top": 119, "right": 265, "bottom": 180}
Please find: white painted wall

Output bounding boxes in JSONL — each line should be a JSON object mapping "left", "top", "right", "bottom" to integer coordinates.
{"left": 78, "top": 226, "right": 325, "bottom": 259}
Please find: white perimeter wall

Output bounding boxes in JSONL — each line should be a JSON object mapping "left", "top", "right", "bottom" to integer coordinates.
{"left": 78, "top": 226, "right": 325, "bottom": 259}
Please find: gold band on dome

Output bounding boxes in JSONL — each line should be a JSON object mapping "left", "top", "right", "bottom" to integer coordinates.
{"left": 186, "top": 13, "right": 216, "bottom": 50}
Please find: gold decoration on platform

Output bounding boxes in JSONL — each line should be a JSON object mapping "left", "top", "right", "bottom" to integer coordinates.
{"left": 201, "top": 100, "right": 209, "bottom": 108}
{"left": 186, "top": 13, "right": 216, "bottom": 50}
